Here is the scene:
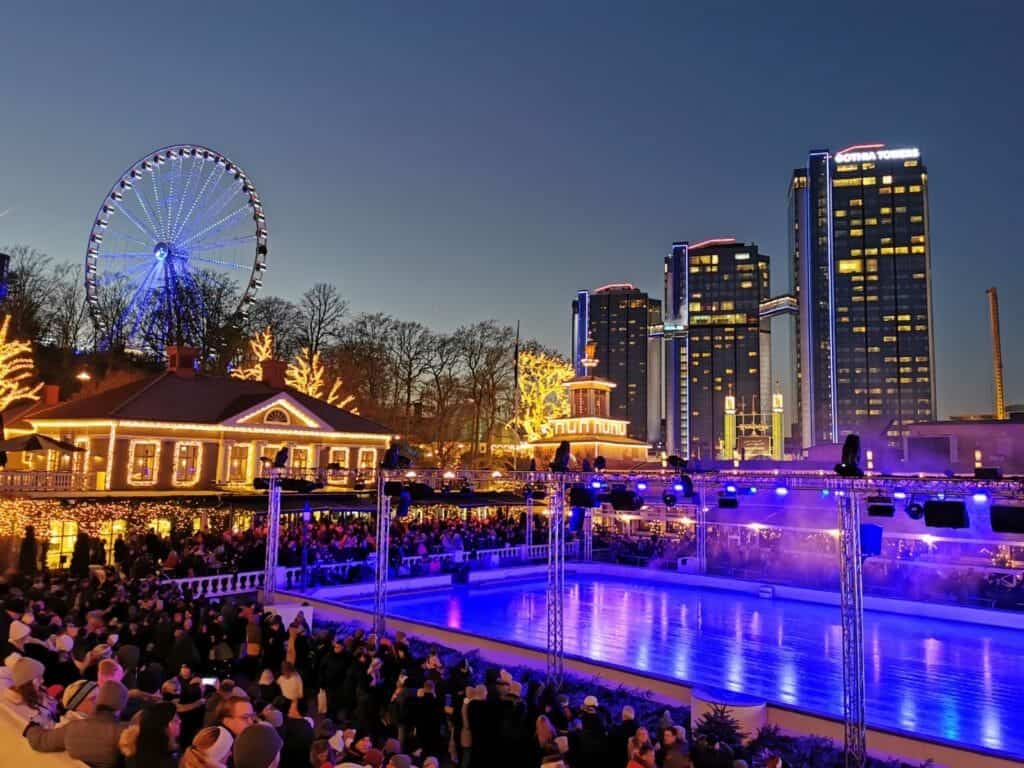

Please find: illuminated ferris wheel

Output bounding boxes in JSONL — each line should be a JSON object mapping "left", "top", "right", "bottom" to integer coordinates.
{"left": 85, "top": 145, "right": 268, "bottom": 350}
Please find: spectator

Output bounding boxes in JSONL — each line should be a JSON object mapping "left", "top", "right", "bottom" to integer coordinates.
{"left": 629, "top": 742, "right": 657, "bottom": 768}
{"left": 5, "top": 656, "right": 57, "bottom": 726}
{"left": 26, "top": 680, "right": 129, "bottom": 768}
{"left": 180, "top": 725, "right": 234, "bottom": 768}
{"left": 278, "top": 660, "right": 303, "bottom": 702}
{"left": 121, "top": 701, "right": 181, "bottom": 768}
{"left": 610, "top": 705, "right": 639, "bottom": 766}
{"left": 18, "top": 525, "right": 38, "bottom": 576}
{"left": 217, "top": 695, "right": 258, "bottom": 737}
{"left": 660, "top": 725, "right": 690, "bottom": 768}
{"left": 233, "top": 721, "right": 284, "bottom": 768}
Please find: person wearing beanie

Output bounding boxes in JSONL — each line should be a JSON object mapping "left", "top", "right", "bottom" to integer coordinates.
{"left": 577, "top": 694, "right": 609, "bottom": 768}
{"left": 180, "top": 725, "right": 234, "bottom": 768}
{"left": 26, "top": 681, "right": 129, "bottom": 768}
{"left": 59, "top": 679, "right": 99, "bottom": 723}
{"left": 610, "top": 704, "right": 640, "bottom": 766}
{"left": 233, "top": 721, "right": 283, "bottom": 768}
{"left": 6, "top": 656, "right": 57, "bottom": 727}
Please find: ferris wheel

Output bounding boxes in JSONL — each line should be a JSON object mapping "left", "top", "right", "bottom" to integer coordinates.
{"left": 85, "top": 145, "right": 268, "bottom": 351}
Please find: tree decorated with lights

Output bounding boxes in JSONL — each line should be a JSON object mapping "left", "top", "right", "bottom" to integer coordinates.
{"left": 0, "top": 313, "right": 43, "bottom": 412}
{"left": 286, "top": 347, "right": 356, "bottom": 411}
{"left": 515, "top": 346, "right": 573, "bottom": 441}
{"left": 231, "top": 327, "right": 275, "bottom": 381}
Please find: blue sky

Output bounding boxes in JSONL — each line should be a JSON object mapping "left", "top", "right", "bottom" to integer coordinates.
{"left": 1, "top": 1, "right": 1022, "bottom": 417}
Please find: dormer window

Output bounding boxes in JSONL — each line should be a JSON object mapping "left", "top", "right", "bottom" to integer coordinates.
{"left": 265, "top": 407, "right": 289, "bottom": 424}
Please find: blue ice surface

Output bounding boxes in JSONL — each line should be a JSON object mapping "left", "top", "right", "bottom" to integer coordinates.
{"left": 348, "top": 572, "right": 1022, "bottom": 758}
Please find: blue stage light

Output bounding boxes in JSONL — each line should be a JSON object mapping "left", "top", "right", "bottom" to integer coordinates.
{"left": 725, "top": 484, "right": 737, "bottom": 494}
{"left": 775, "top": 486, "right": 789, "bottom": 497}
{"left": 893, "top": 491, "right": 907, "bottom": 500}
{"left": 820, "top": 488, "right": 830, "bottom": 497}
{"left": 636, "top": 481, "right": 648, "bottom": 492}
{"left": 972, "top": 491, "right": 989, "bottom": 504}
{"left": 591, "top": 480, "right": 603, "bottom": 489}
{"left": 673, "top": 482, "right": 684, "bottom": 492}
{"left": 748, "top": 486, "right": 758, "bottom": 494}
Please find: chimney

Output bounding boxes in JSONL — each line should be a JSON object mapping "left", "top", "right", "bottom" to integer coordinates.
{"left": 261, "top": 359, "right": 287, "bottom": 389}
{"left": 166, "top": 346, "right": 199, "bottom": 378}
{"left": 43, "top": 384, "right": 60, "bottom": 406}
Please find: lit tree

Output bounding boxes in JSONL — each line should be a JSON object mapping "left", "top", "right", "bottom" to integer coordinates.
{"left": 286, "top": 347, "right": 356, "bottom": 411}
{"left": 0, "top": 313, "right": 43, "bottom": 411}
{"left": 515, "top": 346, "right": 573, "bottom": 442}
{"left": 231, "top": 327, "right": 275, "bottom": 381}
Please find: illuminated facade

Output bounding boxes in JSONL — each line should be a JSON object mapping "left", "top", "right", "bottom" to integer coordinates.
{"left": 531, "top": 341, "right": 649, "bottom": 467}
{"left": 571, "top": 284, "right": 662, "bottom": 441}
{"left": 790, "top": 144, "right": 935, "bottom": 450}
{"left": 22, "top": 350, "right": 392, "bottom": 492}
{"left": 664, "top": 239, "right": 771, "bottom": 461}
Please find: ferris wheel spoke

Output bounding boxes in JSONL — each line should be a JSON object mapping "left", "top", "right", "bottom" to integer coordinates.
{"left": 149, "top": 166, "right": 169, "bottom": 240}
{"left": 179, "top": 204, "right": 250, "bottom": 248}
{"left": 101, "top": 251, "right": 152, "bottom": 260}
{"left": 131, "top": 185, "right": 163, "bottom": 243}
{"left": 188, "top": 234, "right": 256, "bottom": 254}
{"left": 171, "top": 156, "right": 199, "bottom": 239}
{"left": 106, "top": 230, "right": 152, "bottom": 249}
{"left": 114, "top": 261, "right": 161, "bottom": 340}
{"left": 124, "top": 263, "right": 162, "bottom": 340}
{"left": 191, "top": 254, "right": 250, "bottom": 271}
{"left": 98, "top": 260, "right": 154, "bottom": 285}
{"left": 112, "top": 200, "right": 159, "bottom": 243}
{"left": 173, "top": 162, "right": 225, "bottom": 241}
{"left": 178, "top": 178, "right": 244, "bottom": 246}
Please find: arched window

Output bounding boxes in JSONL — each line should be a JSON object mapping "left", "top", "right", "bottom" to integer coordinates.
{"left": 265, "top": 407, "right": 289, "bottom": 424}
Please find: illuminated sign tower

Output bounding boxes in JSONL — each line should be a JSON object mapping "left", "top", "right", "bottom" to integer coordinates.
{"left": 790, "top": 144, "right": 935, "bottom": 450}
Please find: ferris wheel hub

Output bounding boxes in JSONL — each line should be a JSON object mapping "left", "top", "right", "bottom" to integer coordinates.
{"left": 154, "top": 242, "right": 170, "bottom": 262}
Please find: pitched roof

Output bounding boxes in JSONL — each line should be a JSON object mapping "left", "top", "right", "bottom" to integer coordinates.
{"left": 28, "top": 372, "right": 392, "bottom": 435}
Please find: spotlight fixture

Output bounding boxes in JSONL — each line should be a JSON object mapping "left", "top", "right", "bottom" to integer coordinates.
{"left": 747, "top": 486, "right": 758, "bottom": 495}
{"left": 636, "top": 481, "right": 648, "bottom": 492}
{"left": 725, "top": 484, "right": 737, "bottom": 494}
{"left": 774, "top": 485, "right": 789, "bottom": 497}
{"left": 972, "top": 491, "right": 989, "bottom": 504}
{"left": 834, "top": 434, "right": 864, "bottom": 477}
{"left": 893, "top": 491, "right": 907, "bottom": 500}
{"left": 906, "top": 499, "right": 925, "bottom": 520}
{"left": 662, "top": 490, "right": 678, "bottom": 508}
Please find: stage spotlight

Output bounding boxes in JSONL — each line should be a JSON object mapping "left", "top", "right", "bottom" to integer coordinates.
{"left": 834, "top": 434, "right": 864, "bottom": 477}
{"left": 820, "top": 488, "right": 830, "bottom": 497}
{"left": 636, "top": 481, "right": 648, "bottom": 492}
{"left": 774, "top": 485, "right": 789, "bottom": 497}
{"left": 747, "top": 486, "right": 758, "bottom": 495}
{"left": 906, "top": 499, "right": 925, "bottom": 520}
{"left": 866, "top": 495, "right": 895, "bottom": 517}
{"left": 725, "top": 484, "right": 737, "bottom": 494}
{"left": 590, "top": 479, "right": 604, "bottom": 490}
{"left": 972, "top": 491, "right": 989, "bottom": 504}
{"left": 893, "top": 491, "right": 907, "bottom": 501}
{"left": 662, "top": 490, "right": 678, "bottom": 508}
{"left": 674, "top": 475, "right": 694, "bottom": 497}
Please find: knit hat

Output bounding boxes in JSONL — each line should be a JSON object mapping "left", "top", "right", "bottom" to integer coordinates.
{"left": 12, "top": 657, "right": 45, "bottom": 687}
{"left": 9, "top": 620, "right": 30, "bottom": 644}
{"left": 387, "top": 756, "right": 412, "bottom": 768}
{"left": 233, "top": 722, "right": 283, "bottom": 768}
{"left": 195, "top": 726, "right": 234, "bottom": 764}
{"left": 582, "top": 695, "right": 599, "bottom": 711}
{"left": 62, "top": 679, "right": 98, "bottom": 711}
{"left": 96, "top": 681, "right": 128, "bottom": 712}
{"left": 363, "top": 748, "right": 384, "bottom": 767}
{"left": 54, "top": 634, "right": 74, "bottom": 653}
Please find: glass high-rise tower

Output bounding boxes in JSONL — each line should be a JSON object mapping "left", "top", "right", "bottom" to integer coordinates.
{"left": 571, "top": 284, "right": 661, "bottom": 442}
{"left": 664, "top": 239, "right": 771, "bottom": 461}
{"left": 790, "top": 144, "right": 935, "bottom": 449}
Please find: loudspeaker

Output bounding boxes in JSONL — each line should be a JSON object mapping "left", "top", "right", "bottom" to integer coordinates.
{"left": 383, "top": 481, "right": 403, "bottom": 496}
{"left": 990, "top": 505, "right": 1024, "bottom": 534}
{"left": 568, "top": 486, "right": 596, "bottom": 508}
{"left": 407, "top": 482, "right": 435, "bottom": 500}
{"left": 866, "top": 495, "right": 895, "bottom": 517}
{"left": 906, "top": 501, "right": 924, "bottom": 520}
{"left": 718, "top": 495, "right": 739, "bottom": 509}
{"left": 860, "top": 523, "right": 883, "bottom": 556}
{"left": 924, "top": 500, "right": 969, "bottom": 529}
{"left": 606, "top": 489, "right": 643, "bottom": 511}
{"left": 975, "top": 467, "right": 1002, "bottom": 480}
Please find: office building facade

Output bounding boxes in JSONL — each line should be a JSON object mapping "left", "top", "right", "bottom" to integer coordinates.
{"left": 790, "top": 144, "right": 935, "bottom": 449}
{"left": 664, "top": 239, "right": 771, "bottom": 461}
{"left": 571, "top": 284, "right": 661, "bottom": 442}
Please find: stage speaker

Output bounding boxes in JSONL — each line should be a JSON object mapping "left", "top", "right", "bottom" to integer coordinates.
{"left": 408, "top": 482, "right": 435, "bottom": 500}
{"left": 860, "top": 523, "right": 883, "bottom": 557}
{"left": 383, "top": 481, "right": 403, "bottom": 496}
{"left": 718, "top": 495, "right": 739, "bottom": 509}
{"left": 866, "top": 495, "right": 895, "bottom": 517}
{"left": 569, "top": 485, "right": 597, "bottom": 508}
{"left": 990, "top": 505, "right": 1024, "bottom": 534}
{"left": 975, "top": 467, "right": 1002, "bottom": 480}
{"left": 924, "top": 499, "right": 969, "bottom": 529}
{"left": 606, "top": 489, "right": 643, "bottom": 511}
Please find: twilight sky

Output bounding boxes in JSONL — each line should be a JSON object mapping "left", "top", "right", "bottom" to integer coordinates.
{"left": 1, "top": 1, "right": 1021, "bottom": 417}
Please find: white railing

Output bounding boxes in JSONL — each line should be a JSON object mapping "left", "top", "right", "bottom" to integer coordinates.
{"left": 173, "top": 571, "right": 266, "bottom": 597}
{"left": 0, "top": 470, "right": 92, "bottom": 494}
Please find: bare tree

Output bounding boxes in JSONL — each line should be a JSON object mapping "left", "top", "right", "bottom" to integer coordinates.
{"left": 330, "top": 312, "right": 398, "bottom": 423}
{"left": 43, "top": 263, "right": 90, "bottom": 351}
{"left": 388, "top": 320, "right": 431, "bottom": 433}
{"left": 420, "top": 331, "right": 467, "bottom": 466}
{"left": 0, "top": 245, "right": 58, "bottom": 340}
{"left": 297, "top": 283, "right": 347, "bottom": 354}
{"left": 247, "top": 296, "right": 302, "bottom": 360}
{"left": 454, "top": 321, "right": 515, "bottom": 464}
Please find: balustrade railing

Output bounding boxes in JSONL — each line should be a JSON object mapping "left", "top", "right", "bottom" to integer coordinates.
{"left": 0, "top": 470, "right": 92, "bottom": 494}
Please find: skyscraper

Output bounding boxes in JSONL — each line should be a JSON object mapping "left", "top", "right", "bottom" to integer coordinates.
{"left": 571, "top": 284, "right": 661, "bottom": 442}
{"left": 664, "top": 239, "right": 771, "bottom": 461}
{"left": 790, "top": 144, "right": 935, "bottom": 449}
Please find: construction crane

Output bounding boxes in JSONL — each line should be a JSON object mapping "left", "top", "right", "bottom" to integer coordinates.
{"left": 987, "top": 287, "right": 1007, "bottom": 420}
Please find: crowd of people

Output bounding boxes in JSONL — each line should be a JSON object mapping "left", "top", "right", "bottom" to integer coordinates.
{"left": 4, "top": 542, "right": 747, "bottom": 768}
